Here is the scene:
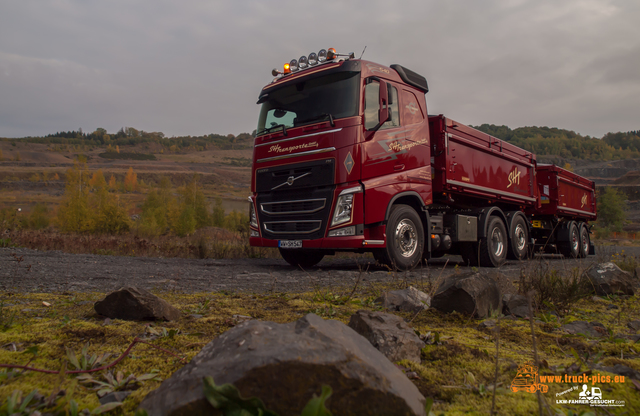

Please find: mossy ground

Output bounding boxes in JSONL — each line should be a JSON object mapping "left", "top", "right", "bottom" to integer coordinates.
{"left": 1, "top": 283, "right": 639, "bottom": 415}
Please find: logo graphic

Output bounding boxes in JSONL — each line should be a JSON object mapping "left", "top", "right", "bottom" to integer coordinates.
{"left": 271, "top": 171, "right": 311, "bottom": 190}
{"left": 510, "top": 362, "right": 549, "bottom": 393}
{"left": 405, "top": 102, "right": 419, "bottom": 115}
{"left": 578, "top": 384, "right": 602, "bottom": 401}
{"left": 581, "top": 193, "right": 588, "bottom": 208}
{"left": 344, "top": 152, "right": 354, "bottom": 174}
{"left": 507, "top": 168, "right": 522, "bottom": 189}
{"left": 366, "top": 63, "right": 390, "bottom": 74}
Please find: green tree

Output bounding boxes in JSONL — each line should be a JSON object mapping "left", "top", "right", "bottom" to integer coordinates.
{"left": 25, "top": 203, "right": 51, "bottom": 230}
{"left": 597, "top": 187, "right": 627, "bottom": 232}
{"left": 211, "top": 197, "right": 225, "bottom": 227}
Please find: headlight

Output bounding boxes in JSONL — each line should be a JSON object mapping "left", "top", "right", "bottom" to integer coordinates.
{"left": 331, "top": 186, "right": 361, "bottom": 227}
{"left": 248, "top": 197, "right": 258, "bottom": 228}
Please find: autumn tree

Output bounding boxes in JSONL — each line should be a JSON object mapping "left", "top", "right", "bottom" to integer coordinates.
{"left": 124, "top": 167, "right": 137, "bottom": 192}
{"left": 89, "top": 170, "right": 107, "bottom": 189}
{"left": 108, "top": 175, "right": 117, "bottom": 190}
{"left": 56, "top": 157, "right": 91, "bottom": 232}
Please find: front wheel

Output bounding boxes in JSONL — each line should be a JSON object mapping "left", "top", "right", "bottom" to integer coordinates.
{"left": 279, "top": 249, "right": 325, "bottom": 269}
{"left": 479, "top": 216, "right": 508, "bottom": 267}
{"left": 374, "top": 204, "right": 424, "bottom": 271}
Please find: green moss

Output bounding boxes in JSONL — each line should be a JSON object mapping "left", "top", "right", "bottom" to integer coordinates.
{"left": 2, "top": 289, "right": 640, "bottom": 414}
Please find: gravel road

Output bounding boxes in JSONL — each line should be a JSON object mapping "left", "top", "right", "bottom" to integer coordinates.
{"left": 0, "top": 245, "right": 632, "bottom": 294}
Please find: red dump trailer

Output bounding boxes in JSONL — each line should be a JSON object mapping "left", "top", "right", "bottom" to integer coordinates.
{"left": 249, "top": 48, "right": 597, "bottom": 269}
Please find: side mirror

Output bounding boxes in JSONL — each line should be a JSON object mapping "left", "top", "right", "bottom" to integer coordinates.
{"left": 378, "top": 80, "right": 389, "bottom": 125}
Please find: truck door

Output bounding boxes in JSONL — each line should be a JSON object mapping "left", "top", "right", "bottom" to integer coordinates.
{"left": 361, "top": 78, "right": 412, "bottom": 181}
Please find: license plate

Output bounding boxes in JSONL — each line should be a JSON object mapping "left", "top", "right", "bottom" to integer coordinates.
{"left": 279, "top": 240, "right": 302, "bottom": 249}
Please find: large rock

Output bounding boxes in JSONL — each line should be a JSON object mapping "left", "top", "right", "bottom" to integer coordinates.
{"left": 348, "top": 310, "right": 424, "bottom": 363}
{"left": 502, "top": 294, "right": 530, "bottom": 318}
{"left": 94, "top": 286, "right": 181, "bottom": 321}
{"left": 585, "top": 263, "right": 634, "bottom": 296}
{"left": 431, "top": 272, "right": 501, "bottom": 318}
{"left": 375, "top": 286, "right": 431, "bottom": 313}
{"left": 140, "top": 314, "right": 426, "bottom": 416}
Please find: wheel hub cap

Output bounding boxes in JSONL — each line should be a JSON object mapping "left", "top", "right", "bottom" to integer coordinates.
{"left": 395, "top": 219, "right": 418, "bottom": 258}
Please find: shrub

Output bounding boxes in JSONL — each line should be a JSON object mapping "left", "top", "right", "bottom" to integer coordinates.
{"left": 25, "top": 203, "right": 50, "bottom": 230}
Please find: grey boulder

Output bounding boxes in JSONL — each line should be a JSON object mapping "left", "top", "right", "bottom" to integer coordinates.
{"left": 94, "top": 286, "right": 181, "bottom": 321}
{"left": 585, "top": 263, "right": 634, "bottom": 296}
{"left": 502, "top": 294, "right": 530, "bottom": 318}
{"left": 431, "top": 272, "right": 501, "bottom": 318}
{"left": 375, "top": 286, "right": 431, "bottom": 313}
{"left": 140, "top": 313, "right": 426, "bottom": 416}
{"left": 348, "top": 310, "right": 425, "bottom": 363}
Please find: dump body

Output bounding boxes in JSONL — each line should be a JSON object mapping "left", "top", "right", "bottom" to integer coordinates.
{"left": 429, "top": 115, "right": 536, "bottom": 207}
{"left": 534, "top": 164, "right": 597, "bottom": 220}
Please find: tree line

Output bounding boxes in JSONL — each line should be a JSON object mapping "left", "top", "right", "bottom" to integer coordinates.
{"left": 473, "top": 124, "right": 640, "bottom": 160}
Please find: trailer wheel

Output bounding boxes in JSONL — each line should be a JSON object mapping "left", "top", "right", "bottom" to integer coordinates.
{"left": 559, "top": 222, "right": 580, "bottom": 259}
{"left": 375, "top": 204, "right": 424, "bottom": 270}
{"left": 279, "top": 249, "right": 325, "bottom": 269}
{"left": 507, "top": 216, "right": 529, "bottom": 261}
{"left": 579, "top": 223, "right": 590, "bottom": 258}
{"left": 479, "top": 216, "right": 507, "bottom": 267}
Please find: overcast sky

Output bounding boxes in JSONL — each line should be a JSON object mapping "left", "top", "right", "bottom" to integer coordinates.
{"left": 1, "top": 0, "right": 638, "bottom": 138}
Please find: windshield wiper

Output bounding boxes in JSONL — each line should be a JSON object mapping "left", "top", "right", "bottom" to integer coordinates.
{"left": 297, "top": 113, "right": 335, "bottom": 128}
{"left": 258, "top": 124, "right": 288, "bottom": 136}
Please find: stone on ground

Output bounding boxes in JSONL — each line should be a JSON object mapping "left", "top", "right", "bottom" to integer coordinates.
{"left": 94, "top": 286, "right": 181, "bottom": 321}
{"left": 375, "top": 286, "right": 431, "bottom": 313}
{"left": 140, "top": 314, "right": 426, "bottom": 416}
{"left": 585, "top": 263, "right": 634, "bottom": 296}
{"left": 348, "top": 310, "right": 424, "bottom": 363}
{"left": 562, "top": 321, "right": 607, "bottom": 338}
{"left": 502, "top": 294, "right": 530, "bottom": 318}
{"left": 431, "top": 272, "right": 501, "bottom": 318}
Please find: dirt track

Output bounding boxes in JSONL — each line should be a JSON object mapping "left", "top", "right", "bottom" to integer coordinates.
{"left": 0, "top": 244, "right": 629, "bottom": 295}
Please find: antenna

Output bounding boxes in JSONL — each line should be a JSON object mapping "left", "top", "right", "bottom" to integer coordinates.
{"left": 359, "top": 46, "right": 367, "bottom": 59}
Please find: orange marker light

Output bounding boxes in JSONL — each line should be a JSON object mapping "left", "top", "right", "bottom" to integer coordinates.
{"left": 327, "top": 48, "right": 337, "bottom": 60}
{"left": 283, "top": 63, "right": 291, "bottom": 74}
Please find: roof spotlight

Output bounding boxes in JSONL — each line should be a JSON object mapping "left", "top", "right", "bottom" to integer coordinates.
{"left": 318, "top": 49, "right": 327, "bottom": 62}
{"left": 308, "top": 52, "right": 318, "bottom": 66}
{"left": 289, "top": 58, "right": 299, "bottom": 72}
{"left": 298, "top": 55, "right": 308, "bottom": 69}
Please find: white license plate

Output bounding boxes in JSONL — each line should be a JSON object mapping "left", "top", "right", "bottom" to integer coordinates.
{"left": 279, "top": 240, "right": 302, "bottom": 249}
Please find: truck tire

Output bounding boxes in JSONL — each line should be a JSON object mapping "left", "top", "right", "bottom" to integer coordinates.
{"left": 559, "top": 222, "right": 580, "bottom": 259}
{"left": 479, "top": 216, "right": 507, "bottom": 267}
{"left": 579, "top": 223, "right": 590, "bottom": 258}
{"left": 507, "top": 216, "right": 529, "bottom": 261}
{"left": 375, "top": 204, "right": 424, "bottom": 271}
{"left": 279, "top": 249, "right": 324, "bottom": 269}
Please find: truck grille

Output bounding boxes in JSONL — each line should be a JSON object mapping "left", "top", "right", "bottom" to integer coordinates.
{"left": 260, "top": 198, "right": 326, "bottom": 215}
{"left": 263, "top": 220, "right": 322, "bottom": 234}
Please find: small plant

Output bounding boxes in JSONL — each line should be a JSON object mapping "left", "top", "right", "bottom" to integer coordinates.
{"left": 77, "top": 369, "right": 162, "bottom": 398}
{"left": 0, "top": 301, "right": 17, "bottom": 331}
{"left": 146, "top": 325, "right": 180, "bottom": 339}
{"left": 190, "top": 298, "right": 211, "bottom": 315}
{"left": 66, "top": 343, "right": 111, "bottom": 371}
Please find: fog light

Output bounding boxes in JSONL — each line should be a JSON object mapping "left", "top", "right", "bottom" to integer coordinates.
{"left": 328, "top": 226, "right": 356, "bottom": 237}
{"left": 250, "top": 229, "right": 260, "bottom": 237}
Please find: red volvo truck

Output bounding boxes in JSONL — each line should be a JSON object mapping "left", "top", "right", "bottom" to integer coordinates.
{"left": 248, "top": 48, "right": 597, "bottom": 270}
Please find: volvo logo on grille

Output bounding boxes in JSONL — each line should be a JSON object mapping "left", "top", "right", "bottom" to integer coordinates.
{"left": 272, "top": 171, "right": 312, "bottom": 190}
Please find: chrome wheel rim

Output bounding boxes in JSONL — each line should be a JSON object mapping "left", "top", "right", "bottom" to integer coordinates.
{"left": 571, "top": 229, "right": 579, "bottom": 253}
{"left": 395, "top": 219, "right": 418, "bottom": 258}
{"left": 514, "top": 224, "right": 527, "bottom": 252}
{"left": 492, "top": 226, "right": 505, "bottom": 257}
{"left": 581, "top": 231, "right": 589, "bottom": 254}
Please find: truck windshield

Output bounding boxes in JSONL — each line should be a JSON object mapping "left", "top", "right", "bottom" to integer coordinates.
{"left": 257, "top": 71, "right": 360, "bottom": 136}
